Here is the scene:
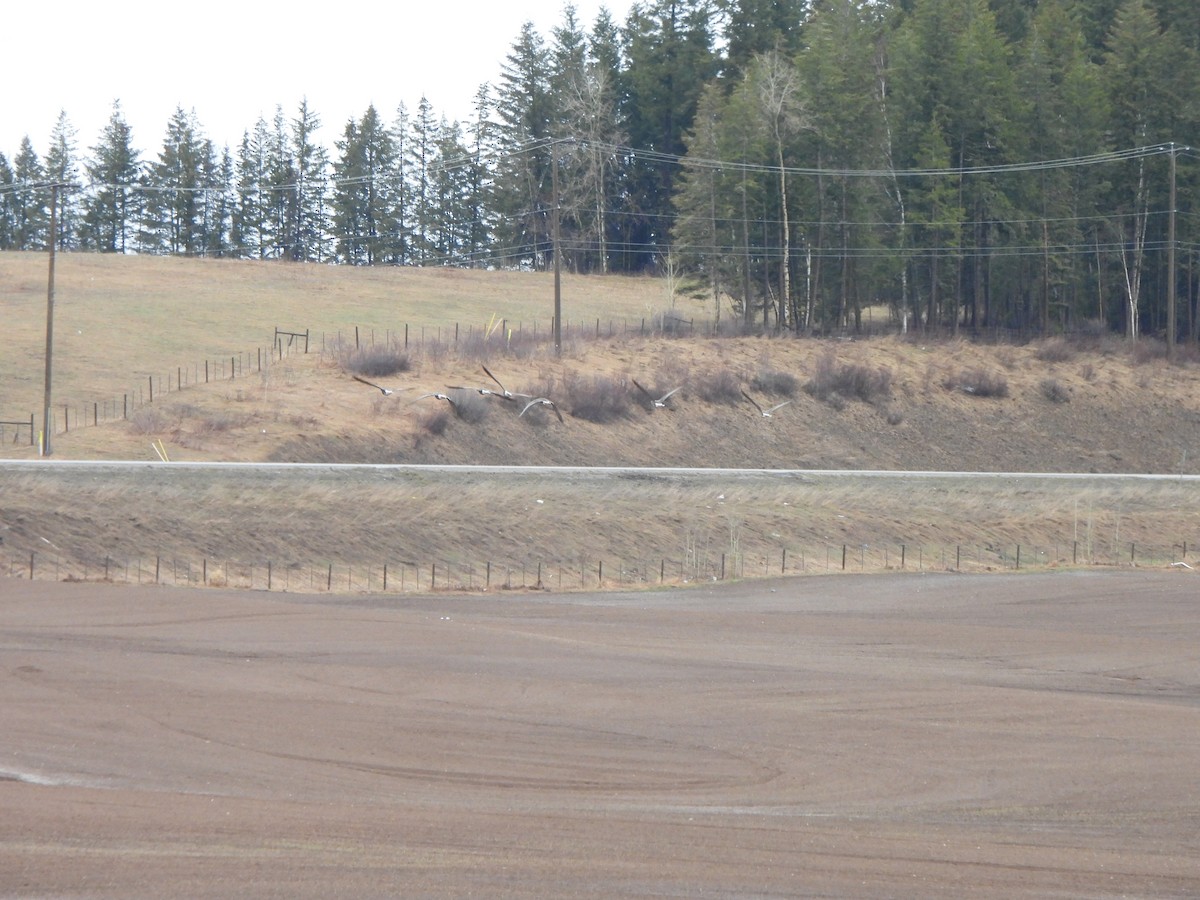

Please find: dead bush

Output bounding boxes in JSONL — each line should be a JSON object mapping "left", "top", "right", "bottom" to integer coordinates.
{"left": 948, "top": 368, "right": 1009, "bottom": 398}
{"left": 1040, "top": 378, "right": 1071, "bottom": 403}
{"left": 1034, "top": 338, "right": 1075, "bottom": 363}
{"left": 128, "top": 406, "right": 170, "bottom": 434}
{"left": 447, "top": 389, "right": 489, "bottom": 424}
{"left": 804, "top": 353, "right": 892, "bottom": 406}
{"left": 751, "top": 367, "right": 799, "bottom": 397}
{"left": 333, "top": 339, "right": 411, "bottom": 378}
{"left": 420, "top": 407, "right": 452, "bottom": 435}
{"left": 561, "top": 372, "right": 633, "bottom": 423}
{"left": 692, "top": 366, "right": 744, "bottom": 405}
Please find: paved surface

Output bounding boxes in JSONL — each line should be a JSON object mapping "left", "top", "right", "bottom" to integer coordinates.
{"left": 2, "top": 570, "right": 1198, "bottom": 897}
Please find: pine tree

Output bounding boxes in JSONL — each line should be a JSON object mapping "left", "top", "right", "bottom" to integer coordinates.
{"left": 11, "top": 137, "right": 48, "bottom": 250}
{"left": 140, "top": 106, "right": 211, "bottom": 254}
{"left": 44, "top": 111, "right": 81, "bottom": 251}
{"left": 621, "top": 0, "right": 719, "bottom": 270}
{"left": 331, "top": 105, "right": 402, "bottom": 265}
{"left": 232, "top": 118, "right": 272, "bottom": 259}
{"left": 492, "top": 21, "right": 554, "bottom": 269}
{"left": 82, "top": 101, "right": 142, "bottom": 253}
{"left": 407, "top": 96, "right": 440, "bottom": 263}
{"left": 288, "top": 98, "right": 329, "bottom": 262}
{"left": 0, "top": 153, "right": 16, "bottom": 249}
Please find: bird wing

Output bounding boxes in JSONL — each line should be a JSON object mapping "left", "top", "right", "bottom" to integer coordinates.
{"left": 659, "top": 386, "right": 683, "bottom": 402}
{"left": 520, "top": 397, "right": 561, "bottom": 421}
{"left": 740, "top": 389, "right": 764, "bottom": 414}
{"left": 353, "top": 374, "right": 387, "bottom": 393}
{"left": 482, "top": 364, "right": 506, "bottom": 392}
{"left": 766, "top": 400, "right": 792, "bottom": 414}
{"left": 632, "top": 379, "right": 653, "bottom": 399}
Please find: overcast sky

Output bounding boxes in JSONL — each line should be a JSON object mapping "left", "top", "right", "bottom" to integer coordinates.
{"left": 3, "top": 1, "right": 634, "bottom": 163}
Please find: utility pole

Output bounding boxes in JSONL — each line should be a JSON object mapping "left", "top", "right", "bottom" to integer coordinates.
{"left": 1167, "top": 143, "right": 1177, "bottom": 362}
{"left": 42, "top": 183, "right": 58, "bottom": 456}
{"left": 551, "top": 143, "right": 562, "bottom": 357}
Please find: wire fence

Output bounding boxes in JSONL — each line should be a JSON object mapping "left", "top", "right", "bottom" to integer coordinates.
{"left": 4, "top": 309, "right": 1080, "bottom": 450}
{"left": 5, "top": 538, "right": 1194, "bottom": 594}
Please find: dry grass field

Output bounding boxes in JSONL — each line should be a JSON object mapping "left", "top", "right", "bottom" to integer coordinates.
{"left": 4, "top": 251, "right": 1200, "bottom": 583}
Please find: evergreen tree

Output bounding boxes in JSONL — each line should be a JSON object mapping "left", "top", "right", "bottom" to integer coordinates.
{"left": 331, "top": 105, "right": 402, "bottom": 265}
{"left": 232, "top": 118, "right": 272, "bottom": 259}
{"left": 622, "top": 0, "right": 719, "bottom": 270}
{"left": 1101, "top": 0, "right": 1196, "bottom": 338}
{"left": 140, "top": 106, "right": 211, "bottom": 254}
{"left": 82, "top": 101, "right": 142, "bottom": 253}
{"left": 0, "top": 153, "right": 15, "bottom": 249}
{"left": 44, "top": 111, "right": 81, "bottom": 251}
{"left": 11, "top": 137, "right": 48, "bottom": 250}
{"left": 1014, "top": 0, "right": 1108, "bottom": 331}
{"left": 552, "top": 5, "right": 628, "bottom": 273}
{"left": 796, "top": 0, "right": 891, "bottom": 333}
{"left": 492, "top": 21, "right": 554, "bottom": 269}
{"left": 407, "top": 96, "right": 440, "bottom": 263}
{"left": 719, "top": 0, "right": 809, "bottom": 83}
{"left": 462, "top": 86, "right": 497, "bottom": 266}
{"left": 288, "top": 98, "right": 329, "bottom": 261}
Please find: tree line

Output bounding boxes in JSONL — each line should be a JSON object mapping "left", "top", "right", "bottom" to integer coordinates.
{"left": 1, "top": 0, "right": 1197, "bottom": 340}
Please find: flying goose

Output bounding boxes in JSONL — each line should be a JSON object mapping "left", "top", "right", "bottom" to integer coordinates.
{"left": 416, "top": 391, "right": 459, "bottom": 410}
{"left": 353, "top": 374, "right": 404, "bottom": 396}
{"left": 632, "top": 379, "right": 682, "bottom": 410}
{"left": 445, "top": 383, "right": 516, "bottom": 402}
{"left": 741, "top": 389, "right": 791, "bottom": 418}
{"left": 482, "top": 364, "right": 532, "bottom": 400}
{"left": 519, "top": 397, "right": 565, "bottom": 424}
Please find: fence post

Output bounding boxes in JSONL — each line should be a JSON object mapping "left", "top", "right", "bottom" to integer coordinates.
{"left": 1016, "top": 545, "right": 1021, "bottom": 570}
{"left": 29, "top": 551, "right": 34, "bottom": 580}
{"left": 149, "top": 375, "right": 153, "bottom": 403}
{"left": 841, "top": 545, "right": 847, "bottom": 570}
{"left": 327, "top": 563, "right": 332, "bottom": 591}
{"left": 155, "top": 555, "right": 161, "bottom": 583}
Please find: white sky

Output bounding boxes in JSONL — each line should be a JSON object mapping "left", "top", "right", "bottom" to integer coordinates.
{"left": 3, "top": 0, "right": 634, "bottom": 163}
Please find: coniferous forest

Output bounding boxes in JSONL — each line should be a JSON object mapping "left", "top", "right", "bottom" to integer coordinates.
{"left": 2, "top": 0, "right": 1198, "bottom": 339}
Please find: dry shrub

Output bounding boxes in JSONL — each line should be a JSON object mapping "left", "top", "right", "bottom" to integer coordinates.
{"left": 1035, "top": 338, "right": 1075, "bottom": 363}
{"left": 194, "top": 410, "right": 252, "bottom": 434}
{"left": 447, "top": 389, "right": 489, "bottom": 424}
{"left": 1040, "top": 378, "right": 1071, "bottom": 403}
{"left": 128, "top": 406, "right": 170, "bottom": 434}
{"left": 692, "top": 366, "right": 743, "bottom": 405}
{"left": 1130, "top": 339, "right": 1169, "bottom": 366}
{"left": 751, "top": 366, "right": 799, "bottom": 397}
{"left": 333, "top": 340, "right": 411, "bottom": 378}
{"left": 420, "top": 407, "right": 452, "bottom": 435}
{"left": 948, "top": 368, "right": 1009, "bottom": 398}
{"left": 804, "top": 352, "right": 892, "bottom": 406}
{"left": 561, "top": 372, "right": 633, "bottom": 423}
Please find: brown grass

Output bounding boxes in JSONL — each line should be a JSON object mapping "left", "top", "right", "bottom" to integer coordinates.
{"left": 6, "top": 252, "right": 1200, "bottom": 591}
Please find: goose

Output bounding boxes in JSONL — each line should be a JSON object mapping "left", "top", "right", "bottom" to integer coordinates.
{"left": 519, "top": 397, "right": 565, "bottom": 424}
{"left": 632, "top": 379, "right": 682, "bottom": 410}
{"left": 482, "top": 364, "right": 532, "bottom": 400}
{"left": 353, "top": 374, "right": 404, "bottom": 396}
{"left": 741, "top": 389, "right": 791, "bottom": 418}
{"left": 445, "top": 383, "right": 516, "bottom": 402}
{"left": 416, "top": 391, "right": 459, "bottom": 410}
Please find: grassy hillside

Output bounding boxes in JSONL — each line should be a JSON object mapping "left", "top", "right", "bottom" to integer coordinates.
{"left": 5, "top": 251, "right": 1200, "bottom": 588}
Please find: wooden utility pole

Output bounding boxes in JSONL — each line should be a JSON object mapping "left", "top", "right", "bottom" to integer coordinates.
{"left": 552, "top": 144, "right": 563, "bottom": 357}
{"left": 42, "top": 183, "right": 58, "bottom": 456}
{"left": 1167, "top": 143, "right": 1177, "bottom": 361}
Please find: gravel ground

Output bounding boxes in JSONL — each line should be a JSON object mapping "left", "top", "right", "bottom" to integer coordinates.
{"left": 2, "top": 570, "right": 1198, "bottom": 897}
